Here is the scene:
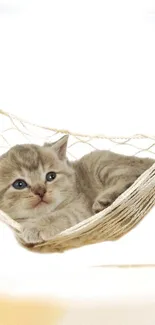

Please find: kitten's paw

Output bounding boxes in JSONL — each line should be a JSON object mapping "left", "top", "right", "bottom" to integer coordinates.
{"left": 40, "top": 226, "right": 59, "bottom": 241}
{"left": 92, "top": 197, "right": 112, "bottom": 214}
{"left": 19, "top": 225, "right": 60, "bottom": 244}
{"left": 19, "top": 227, "right": 44, "bottom": 244}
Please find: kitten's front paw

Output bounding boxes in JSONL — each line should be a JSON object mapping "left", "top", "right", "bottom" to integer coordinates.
{"left": 18, "top": 224, "right": 60, "bottom": 244}
{"left": 92, "top": 197, "right": 112, "bottom": 214}
{"left": 19, "top": 227, "right": 44, "bottom": 244}
{"left": 40, "top": 226, "right": 60, "bottom": 241}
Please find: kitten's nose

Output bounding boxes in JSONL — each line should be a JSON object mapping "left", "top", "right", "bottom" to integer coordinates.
{"left": 33, "top": 186, "right": 46, "bottom": 198}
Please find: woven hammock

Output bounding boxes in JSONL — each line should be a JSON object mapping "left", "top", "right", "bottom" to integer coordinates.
{"left": 0, "top": 109, "right": 155, "bottom": 253}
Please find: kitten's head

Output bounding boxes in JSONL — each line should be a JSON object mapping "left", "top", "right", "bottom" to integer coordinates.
{"left": 0, "top": 135, "right": 75, "bottom": 222}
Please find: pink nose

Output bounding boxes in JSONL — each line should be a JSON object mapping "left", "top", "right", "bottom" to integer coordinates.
{"left": 33, "top": 186, "right": 46, "bottom": 198}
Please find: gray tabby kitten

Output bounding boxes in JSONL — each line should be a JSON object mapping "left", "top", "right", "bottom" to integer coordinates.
{"left": 0, "top": 135, "right": 153, "bottom": 244}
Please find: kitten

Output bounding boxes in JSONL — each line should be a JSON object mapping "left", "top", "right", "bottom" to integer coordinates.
{"left": 0, "top": 136, "right": 154, "bottom": 245}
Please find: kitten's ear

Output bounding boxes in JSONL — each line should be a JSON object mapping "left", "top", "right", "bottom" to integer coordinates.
{"left": 44, "top": 135, "right": 69, "bottom": 160}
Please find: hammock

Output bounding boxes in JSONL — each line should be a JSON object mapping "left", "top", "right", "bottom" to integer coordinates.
{"left": 0, "top": 109, "right": 155, "bottom": 253}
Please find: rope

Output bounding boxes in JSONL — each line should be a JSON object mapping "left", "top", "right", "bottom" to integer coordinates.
{"left": 1, "top": 109, "right": 155, "bottom": 140}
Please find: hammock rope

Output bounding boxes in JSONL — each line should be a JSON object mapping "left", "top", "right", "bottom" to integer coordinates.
{"left": 0, "top": 110, "right": 155, "bottom": 253}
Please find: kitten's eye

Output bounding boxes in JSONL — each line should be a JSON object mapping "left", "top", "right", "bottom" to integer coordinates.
{"left": 12, "top": 179, "right": 28, "bottom": 190}
{"left": 46, "top": 171, "right": 56, "bottom": 182}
